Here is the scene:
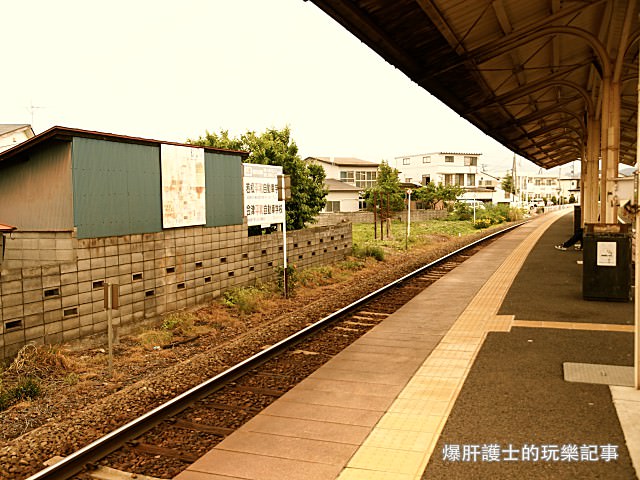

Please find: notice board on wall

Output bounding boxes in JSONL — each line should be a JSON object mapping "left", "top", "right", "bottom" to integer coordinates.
{"left": 160, "top": 144, "right": 206, "bottom": 228}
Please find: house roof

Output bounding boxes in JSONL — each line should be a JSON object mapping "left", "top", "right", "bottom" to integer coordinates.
{"left": 324, "top": 178, "right": 362, "bottom": 191}
{"left": 0, "top": 126, "right": 250, "bottom": 163}
{"left": 395, "top": 152, "right": 483, "bottom": 158}
{"left": 306, "top": 156, "right": 379, "bottom": 167}
{"left": 0, "top": 124, "right": 32, "bottom": 136}
{"left": 0, "top": 223, "right": 17, "bottom": 232}
{"left": 307, "top": 1, "right": 638, "bottom": 169}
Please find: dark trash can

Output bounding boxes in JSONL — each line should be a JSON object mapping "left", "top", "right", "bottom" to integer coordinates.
{"left": 573, "top": 205, "right": 581, "bottom": 235}
{"left": 582, "top": 223, "right": 631, "bottom": 302}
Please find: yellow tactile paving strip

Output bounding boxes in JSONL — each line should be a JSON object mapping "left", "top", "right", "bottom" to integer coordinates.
{"left": 512, "top": 319, "right": 634, "bottom": 332}
{"left": 338, "top": 212, "right": 567, "bottom": 480}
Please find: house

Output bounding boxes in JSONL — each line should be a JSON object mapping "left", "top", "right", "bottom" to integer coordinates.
{"left": 322, "top": 178, "right": 361, "bottom": 212}
{"left": 304, "top": 157, "right": 380, "bottom": 211}
{"left": 0, "top": 124, "right": 35, "bottom": 153}
{"left": 392, "top": 152, "right": 481, "bottom": 188}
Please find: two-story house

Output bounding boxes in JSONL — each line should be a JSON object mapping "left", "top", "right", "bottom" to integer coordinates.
{"left": 391, "top": 152, "right": 481, "bottom": 188}
{"left": 304, "top": 157, "right": 380, "bottom": 212}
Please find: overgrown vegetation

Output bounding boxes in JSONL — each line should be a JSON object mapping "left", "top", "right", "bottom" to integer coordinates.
{"left": 222, "top": 284, "right": 273, "bottom": 314}
{"left": 0, "top": 344, "right": 76, "bottom": 412}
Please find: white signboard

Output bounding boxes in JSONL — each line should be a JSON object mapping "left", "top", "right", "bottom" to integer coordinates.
{"left": 596, "top": 241, "right": 616, "bottom": 267}
{"left": 243, "top": 163, "right": 285, "bottom": 227}
{"left": 161, "top": 144, "right": 206, "bottom": 228}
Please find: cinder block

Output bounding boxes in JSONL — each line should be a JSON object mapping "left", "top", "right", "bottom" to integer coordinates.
{"left": 4, "top": 329, "right": 25, "bottom": 346}
{"left": 21, "top": 267, "right": 40, "bottom": 279}
{"left": 24, "top": 301, "right": 43, "bottom": 315}
{"left": 42, "top": 275, "right": 61, "bottom": 289}
{"left": 44, "top": 321, "right": 62, "bottom": 334}
{"left": 90, "top": 258, "right": 106, "bottom": 269}
{"left": 77, "top": 259, "right": 91, "bottom": 271}
{"left": 44, "top": 298, "right": 62, "bottom": 312}
{"left": 78, "top": 303, "right": 92, "bottom": 316}
{"left": 3, "top": 304, "right": 24, "bottom": 320}
{"left": 25, "top": 325, "right": 45, "bottom": 342}
{"left": 62, "top": 328, "right": 80, "bottom": 342}
{"left": 24, "top": 313, "right": 44, "bottom": 328}
{"left": 105, "top": 245, "right": 118, "bottom": 256}
{"left": 105, "top": 256, "right": 118, "bottom": 267}
{"left": 60, "top": 272, "right": 78, "bottom": 285}
{"left": 1, "top": 280, "right": 22, "bottom": 295}
{"left": 62, "top": 294, "right": 79, "bottom": 308}
{"left": 79, "top": 324, "right": 93, "bottom": 338}
{"left": 2, "top": 292, "right": 23, "bottom": 307}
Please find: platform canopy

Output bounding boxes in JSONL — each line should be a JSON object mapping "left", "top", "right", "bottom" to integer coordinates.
{"left": 307, "top": 0, "right": 638, "bottom": 169}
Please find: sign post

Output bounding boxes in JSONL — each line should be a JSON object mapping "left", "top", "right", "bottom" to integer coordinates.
{"left": 103, "top": 283, "right": 119, "bottom": 374}
{"left": 405, "top": 189, "right": 412, "bottom": 250}
{"left": 278, "top": 174, "right": 291, "bottom": 297}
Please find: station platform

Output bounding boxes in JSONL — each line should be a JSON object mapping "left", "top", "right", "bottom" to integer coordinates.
{"left": 175, "top": 210, "right": 638, "bottom": 480}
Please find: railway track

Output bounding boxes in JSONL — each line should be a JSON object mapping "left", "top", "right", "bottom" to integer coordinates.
{"left": 27, "top": 222, "right": 525, "bottom": 480}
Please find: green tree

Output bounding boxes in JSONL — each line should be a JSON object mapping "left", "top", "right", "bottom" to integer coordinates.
{"left": 501, "top": 173, "right": 514, "bottom": 194}
{"left": 412, "top": 183, "right": 464, "bottom": 208}
{"left": 362, "top": 161, "right": 405, "bottom": 218}
{"left": 189, "top": 127, "right": 327, "bottom": 230}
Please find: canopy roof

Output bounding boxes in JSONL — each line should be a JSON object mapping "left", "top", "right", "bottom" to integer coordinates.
{"left": 308, "top": 0, "right": 638, "bottom": 168}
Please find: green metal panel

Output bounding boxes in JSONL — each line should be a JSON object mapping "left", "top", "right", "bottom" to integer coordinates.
{"left": 72, "top": 138, "right": 162, "bottom": 238}
{"left": 205, "top": 152, "right": 243, "bottom": 227}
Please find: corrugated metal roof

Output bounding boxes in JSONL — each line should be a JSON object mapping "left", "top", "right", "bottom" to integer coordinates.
{"left": 0, "top": 126, "right": 250, "bottom": 163}
{"left": 308, "top": 0, "right": 638, "bottom": 169}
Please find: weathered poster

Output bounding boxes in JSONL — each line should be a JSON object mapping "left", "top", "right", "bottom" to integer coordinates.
{"left": 161, "top": 144, "right": 206, "bottom": 228}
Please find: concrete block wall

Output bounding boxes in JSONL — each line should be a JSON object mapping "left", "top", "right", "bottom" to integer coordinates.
{"left": 0, "top": 222, "right": 351, "bottom": 360}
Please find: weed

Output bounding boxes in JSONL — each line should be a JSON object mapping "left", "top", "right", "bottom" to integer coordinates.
{"left": 275, "top": 265, "right": 298, "bottom": 296}
{"left": 63, "top": 372, "right": 79, "bottom": 386}
{"left": 297, "top": 266, "right": 335, "bottom": 287}
{"left": 339, "top": 259, "right": 365, "bottom": 271}
{"left": 223, "top": 285, "right": 271, "bottom": 314}
{"left": 138, "top": 329, "right": 173, "bottom": 348}
{"left": 352, "top": 244, "right": 385, "bottom": 261}
{"left": 12, "top": 376, "right": 40, "bottom": 401}
{"left": 161, "top": 312, "right": 195, "bottom": 336}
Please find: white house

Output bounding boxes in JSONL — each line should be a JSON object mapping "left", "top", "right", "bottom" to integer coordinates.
{"left": 392, "top": 152, "right": 481, "bottom": 188}
{"left": 305, "top": 157, "right": 380, "bottom": 212}
{"left": 322, "top": 178, "right": 361, "bottom": 212}
{"left": 0, "top": 124, "right": 35, "bottom": 153}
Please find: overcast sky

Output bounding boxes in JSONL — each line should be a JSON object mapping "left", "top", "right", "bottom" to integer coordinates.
{"left": 3, "top": 0, "right": 567, "bottom": 174}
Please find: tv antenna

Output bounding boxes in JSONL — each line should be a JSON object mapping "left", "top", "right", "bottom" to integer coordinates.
{"left": 28, "top": 100, "right": 46, "bottom": 130}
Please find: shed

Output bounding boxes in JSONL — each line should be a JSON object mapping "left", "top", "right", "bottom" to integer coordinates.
{"left": 0, "top": 127, "right": 249, "bottom": 238}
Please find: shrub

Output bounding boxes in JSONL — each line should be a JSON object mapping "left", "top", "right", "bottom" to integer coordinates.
{"left": 161, "top": 312, "right": 196, "bottom": 336}
{"left": 352, "top": 244, "right": 385, "bottom": 261}
{"left": 223, "top": 285, "right": 271, "bottom": 313}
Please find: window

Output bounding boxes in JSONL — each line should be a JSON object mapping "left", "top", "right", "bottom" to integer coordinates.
{"left": 324, "top": 201, "right": 340, "bottom": 212}
{"left": 403, "top": 158, "right": 410, "bottom": 165}
{"left": 422, "top": 175, "right": 431, "bottom": 185}
{"left": 464, "top": 156, "right": 478, "bottom": 166}
{"left": 423, "top": 156, "right": 431, "bottom": 163}
{"left": 445, "top": 155, "right": 454, "bottom": 163}
{"left": 444, "top": 174, "right": 453, "bottom": 186}
{"left": 405, "top": 178, "right": 412, "bottom": 183}
{"left": 456, "top": 174, "right": 464, "bottom": 186}
{"left": 340, "top": 171, "right": 354, "bottom": 184}
{"left": 466, "top": 174, "right": 475, "bottom": 186}
{"left": 354, "top": 170, "right": 377, "bottom": 189}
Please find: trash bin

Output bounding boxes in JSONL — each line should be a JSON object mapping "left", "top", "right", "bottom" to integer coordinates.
{"left": 582, "top": 223, "right": 632, "bottom": 302}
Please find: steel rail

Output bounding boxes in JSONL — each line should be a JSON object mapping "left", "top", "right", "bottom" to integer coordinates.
{"left": 26, "top": 220, "right": 527, "bottom": 480}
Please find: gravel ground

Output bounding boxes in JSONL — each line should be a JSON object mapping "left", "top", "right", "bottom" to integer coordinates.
{"left": 0, "top": 226, "right": 508, "bottom": 479}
